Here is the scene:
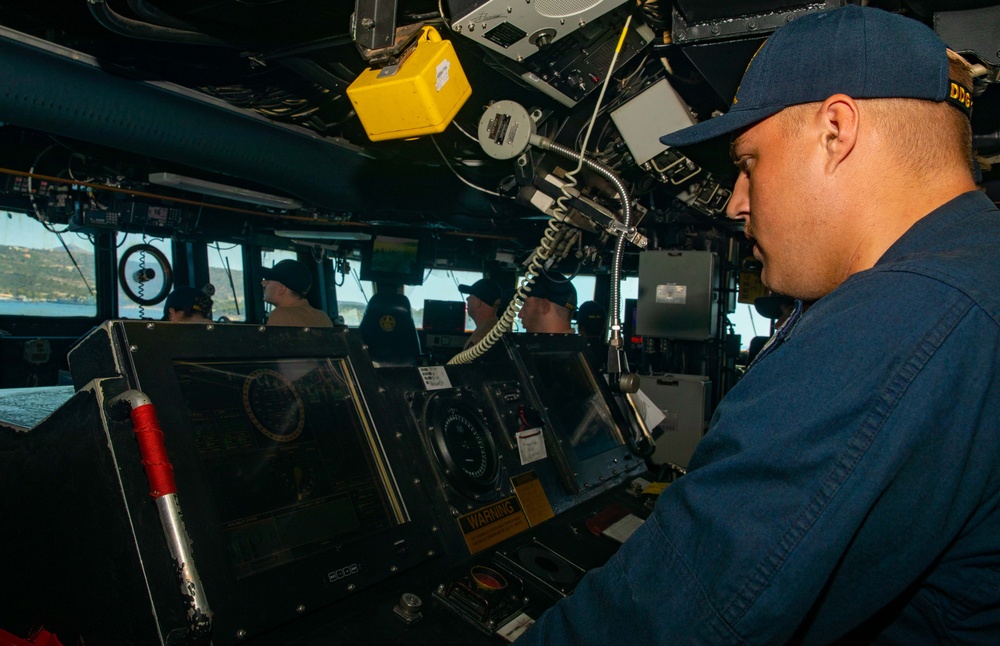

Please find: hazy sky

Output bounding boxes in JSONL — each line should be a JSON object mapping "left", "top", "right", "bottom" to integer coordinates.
{"left": 1, "top": 210, "right": 70, "bottom": 250}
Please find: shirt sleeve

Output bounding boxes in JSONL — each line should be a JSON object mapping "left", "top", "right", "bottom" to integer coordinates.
{"left": 518, "top": 270, "right": 1000, "bottom": 644}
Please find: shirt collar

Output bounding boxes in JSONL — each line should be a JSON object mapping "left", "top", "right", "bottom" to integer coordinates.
{"left": 877, "top": 190, "right": 994, "bottom": 266}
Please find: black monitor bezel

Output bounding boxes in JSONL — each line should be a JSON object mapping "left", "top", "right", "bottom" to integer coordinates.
{"left": 501, "top": 334, "right": 641, "bottom": 494}
{"left": 359, "top": 234, "right": 426, "bottom": 286}
{"left": 97, "top": 322, "right": 442, "bottom": 641}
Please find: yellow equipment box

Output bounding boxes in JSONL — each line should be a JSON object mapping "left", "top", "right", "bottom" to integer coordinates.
{"left": 347, "top": 26, "right": 472, "bottom": 142}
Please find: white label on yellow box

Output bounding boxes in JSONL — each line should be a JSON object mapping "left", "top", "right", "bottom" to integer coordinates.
{"left": 436, "top": 59, "right": 450, "bottom": 91}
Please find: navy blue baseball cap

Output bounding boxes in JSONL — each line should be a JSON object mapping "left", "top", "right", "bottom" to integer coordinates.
{"left": 525, "top": 272, "right": 577, "bottom": 311}
{"left": 660, "top": 5, "right": 969, "bottom": 147}
{"left": 459, "top": 278, "right": 504, "bottom": 307}
{"left": 163, "top": 286, "right": 212, "bottom": 320}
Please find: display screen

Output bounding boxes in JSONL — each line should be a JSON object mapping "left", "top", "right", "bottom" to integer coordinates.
{"left": 422, "top": 300, "right": 466, "bottom": 332}
{"left": 370, "top": 236, "right": 418, "bottom": 273}
{"left": 525, "top": 349, "right": 623, "bottom": 461}
{"left": 360, "top": 235, "right": 424, "bottom": 286}
{"left": 172, "top": 357, "right": 403, "bottom": 579}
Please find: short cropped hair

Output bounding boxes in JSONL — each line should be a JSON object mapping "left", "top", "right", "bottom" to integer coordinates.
{"left": 862, "top": 51, "right": 974, "bottom": 180}
{"left": 777, "top": 50, "right": 975, "bottom": 180}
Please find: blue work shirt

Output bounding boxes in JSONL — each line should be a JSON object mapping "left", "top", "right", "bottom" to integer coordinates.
{"left": 519, "top": 190, "right": 1000, "bottom": 644}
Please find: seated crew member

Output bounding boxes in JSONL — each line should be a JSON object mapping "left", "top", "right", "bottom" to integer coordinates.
{"left": 575, "top": 300, "right": 607, "bottom": 341}
{"left": 162, "top": 286, "right": 213, "bottom": 322}
{"left": 575, "top": 300, "right": 609, "bottom": 368}
{"left": 518, "top": 6, "right": 1000, "bottom": 644}
{"left": 518, "top": 272, "right": 576, "bottom": 334}
{"left": 261, "top": 259, "right": 333, "bottom": 327}
{"left": 459, "top": 278, "right": 503, "bottom": 350}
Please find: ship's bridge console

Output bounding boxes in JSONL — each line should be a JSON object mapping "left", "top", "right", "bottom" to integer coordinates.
{"left": 0, "top": 322, "right": 655, "bottom": 645}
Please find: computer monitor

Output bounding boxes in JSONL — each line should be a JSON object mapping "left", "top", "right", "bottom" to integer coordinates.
{"left": 422, "top": 300, "right": 466, "bottom": 332}
{"left": 170, "top": 356, "right": 402, "bottom": 580}
{"left": 64, "top": 322, "right": 441, "bottom": 641}
{"left": 502, "top": 334, "right": 641, "bottom": 493}
{"left": 360, "top": 235, "right": 425, "bottom": 286}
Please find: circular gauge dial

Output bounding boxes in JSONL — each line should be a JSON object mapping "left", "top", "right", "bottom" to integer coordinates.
{"left": 242, "top": 369, "right": 305, "bottom": 442}
{"left": 427, "top": 397, "right": 499, "bottom": 495}
{"left": 442, "top": 409, "right": 493, "bottom": 480}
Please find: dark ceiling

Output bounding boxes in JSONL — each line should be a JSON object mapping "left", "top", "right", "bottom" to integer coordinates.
{"left": 0, "top": 0, "right": 998, "bottom": 245}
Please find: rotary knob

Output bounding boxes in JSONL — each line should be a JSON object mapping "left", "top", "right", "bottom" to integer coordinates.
{"left": 393, "top": 592, "right": 423, "bottom": 624}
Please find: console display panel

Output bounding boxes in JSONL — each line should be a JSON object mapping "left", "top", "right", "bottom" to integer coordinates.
{"left": 171, "top": 356, "right": 405, "bottom": 580}
{"left": 503, "top": 335, "right": 641, "bottom": 493}
{"left": 527, "top": 349, "right": 623, "bottom": 461}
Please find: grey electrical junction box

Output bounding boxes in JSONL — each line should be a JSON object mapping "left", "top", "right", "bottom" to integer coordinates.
{"left": 640, "top": 373, "right": 710, "bottom": 469}
{"left": 610, "top": 78, "right": 696, "bottom": 167}
{"left": 637, "top": 250, "right": 718, "bottom": 340}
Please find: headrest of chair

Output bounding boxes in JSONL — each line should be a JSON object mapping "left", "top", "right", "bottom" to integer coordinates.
{"left": 358, "top": 292, "right": 421, "bottom": 367}
{"left": 366, "top": 291, "right": 412, "bottom": 311}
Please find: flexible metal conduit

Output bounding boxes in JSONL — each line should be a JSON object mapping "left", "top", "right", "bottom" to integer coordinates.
{"left": 449, "top": 135, "right": 635, "bottom": 367}
{"left": 532, "top": 136, "right": 632, "bottom": 352}
{"left": 447, "top": 214, "right": 569, "bottom": 364}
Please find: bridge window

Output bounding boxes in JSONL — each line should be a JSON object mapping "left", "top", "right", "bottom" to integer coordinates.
{"left": 730, "top": 303, "right": 772, "bottom": 350}
{"left": 208, "top": 241, "right": 245, "bottom": 322}
{"left": 261, "top": 248, "right": 298, "bottom": 270}
{"left": 335, "top": 268, "right": 374, "bottom": 327}
{"left": 619, "top": 275, "right": 638, "bottom": 324}
{"left": 0, "top": 211, "right": 97, "bottom": 317}
{"left": 116, "top": 233, "right": 172, "bottom": 319}
{"left": 405, "top": 269, "right": 480, "bottom": 330}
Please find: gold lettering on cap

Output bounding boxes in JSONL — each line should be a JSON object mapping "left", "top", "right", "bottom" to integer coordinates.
{"left": 949, "top": 81, "right": 972, "bottom": 109}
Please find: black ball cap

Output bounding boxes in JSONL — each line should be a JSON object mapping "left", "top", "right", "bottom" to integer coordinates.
{"left": 261, "top": 259, "right": 312, "bottom": 294}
